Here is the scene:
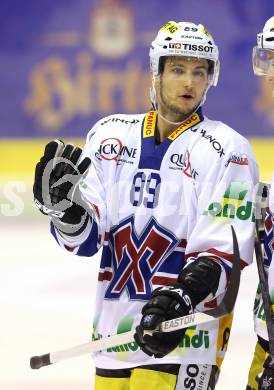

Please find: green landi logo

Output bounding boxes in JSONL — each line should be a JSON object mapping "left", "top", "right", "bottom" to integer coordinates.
{"left": 254, "top": 297, "right": 266, "bottom": 321}
{"left": 92, "top": 331, "right": 140, "bottom": 353}
{"left": 204, "top": 182, "right": 255, "bottom": 222}
{"left": 254, "top": 286, "right": 274, "bottom": 321}
{"left": 107, "top": 341, "right": 139, "bottom": 353}
{"left": 179, "top": 329, "right": 210, "bottom": 349}
{"left": 104, "top": 330, "right": 210, "bottom": 353}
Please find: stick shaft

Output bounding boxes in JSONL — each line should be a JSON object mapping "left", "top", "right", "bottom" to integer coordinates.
{"left": 47, "top": 312, "right": 217, "bottom": 364}
{"left": 255, "top": 222, "right": 274, "bottom": 358}
{"left": 50, "top": 330, "right": 135, "bottom": 364}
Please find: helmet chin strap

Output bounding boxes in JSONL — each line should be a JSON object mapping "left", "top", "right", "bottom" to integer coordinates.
{"left": 156, "top": 110, "right": 188, "bottom": 125}
{"left": 150, "top": 77, "right": 210, "bottom": 125}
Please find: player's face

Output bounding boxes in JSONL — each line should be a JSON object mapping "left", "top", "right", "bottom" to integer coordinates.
{"left": 156, "top": 56, "right": 209, "bottom": 119}
{"left": 266, "top": 50, "right": 274, "bottom": 83}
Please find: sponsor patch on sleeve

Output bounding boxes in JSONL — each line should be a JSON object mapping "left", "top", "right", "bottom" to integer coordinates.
{"left": 225, "top": 152, "right": 249, "bottom": 167}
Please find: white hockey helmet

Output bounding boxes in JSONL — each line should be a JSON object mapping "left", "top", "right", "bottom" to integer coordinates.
{"left": 253, "top": 16, "right": 274, "bottom": 76}
{"left": 150, "top": 21, "right": 220, "bottom": 86}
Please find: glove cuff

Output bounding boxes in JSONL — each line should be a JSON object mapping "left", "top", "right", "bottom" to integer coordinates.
{"left": 152, "top": 284, "right": 194, "bottom": 314}
{"left": 52, "top": 211, "right": 89, "bottom": 236}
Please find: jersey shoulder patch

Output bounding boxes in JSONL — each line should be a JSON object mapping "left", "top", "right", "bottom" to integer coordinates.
{"left": 98, "top": 114, "right": 143, "bottom": 127}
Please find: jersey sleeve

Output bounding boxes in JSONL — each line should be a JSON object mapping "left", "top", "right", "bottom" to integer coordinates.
{"left": 51, "top": 122, "right": 107, "bottom": 257}
{"left": 185, "top": 138, "right": 259, "bottom": 300}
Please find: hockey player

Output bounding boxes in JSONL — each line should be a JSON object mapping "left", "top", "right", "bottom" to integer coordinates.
{"left": 33, "top": 21, "right": 258, "bottom": 389}
{"left": 246, "top": 16, "right": 274, "bottom": 390}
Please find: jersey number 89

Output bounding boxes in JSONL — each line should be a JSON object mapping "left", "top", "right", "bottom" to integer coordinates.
{"left": 130, "top": 172, "right": 161, "bottom": 209}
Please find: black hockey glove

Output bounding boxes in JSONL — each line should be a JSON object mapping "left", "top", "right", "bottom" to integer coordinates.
{"left": 134, "top": 257, "right": 222, "bottom": 358}
{"left": 134, "top": 284, "right": 194, "bottom": 358}
{"left": 33, "top": 140, "right": 91, "bottom": 235}
{"left": 258, "top": 356, "right": 274, "bottom": 390}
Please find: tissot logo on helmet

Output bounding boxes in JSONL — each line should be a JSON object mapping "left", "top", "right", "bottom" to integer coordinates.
{"left": 169, "top": 43, "right": 214, "bottom": 53}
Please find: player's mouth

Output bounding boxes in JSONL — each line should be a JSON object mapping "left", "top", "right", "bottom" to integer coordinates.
{"left": 179, "top": 94, "right": 194, "bottom": 102}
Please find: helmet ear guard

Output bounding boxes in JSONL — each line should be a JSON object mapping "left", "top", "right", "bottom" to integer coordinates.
{"left": 149, "top": 77, "right": 157, "bottom": 111}
{"left": 208, "top": 59, "right": 220, "bottom": 87}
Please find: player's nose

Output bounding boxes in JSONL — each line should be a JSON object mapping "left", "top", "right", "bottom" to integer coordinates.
{"left": 182, "top": 75, "right": 194, "bottom": 88}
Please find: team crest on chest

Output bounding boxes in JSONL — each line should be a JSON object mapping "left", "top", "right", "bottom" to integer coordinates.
{"left": 105, "top": 216, "right": 178, "bottom": 300}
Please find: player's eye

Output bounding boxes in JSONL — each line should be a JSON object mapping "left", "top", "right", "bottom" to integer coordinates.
{"left": 193, "top": 70, "right": 206, "bottom": 78}
{"left": 171, "top": 67, "right": 184, "bottom": 74}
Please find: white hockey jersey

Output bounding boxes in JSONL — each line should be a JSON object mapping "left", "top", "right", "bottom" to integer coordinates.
{"left": 254, "top": 175, "right": 274, "bottom": 340}
{"left": 51, "top": 108, "right": 258, "bottom": 369}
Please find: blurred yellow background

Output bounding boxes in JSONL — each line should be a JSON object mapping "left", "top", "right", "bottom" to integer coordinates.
{"left": 1, "top": 138, "right": 273, "bottom": 179}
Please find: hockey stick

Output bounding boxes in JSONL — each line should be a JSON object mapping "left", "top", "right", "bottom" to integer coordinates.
{"left": 254, "top": 220, "right": 274, "bottom": 360}
{"left": 30, "top": 225, "right": 240, "bottom": 369}
{"left": 254, "top": 182, "right": 274, "bottom": 363}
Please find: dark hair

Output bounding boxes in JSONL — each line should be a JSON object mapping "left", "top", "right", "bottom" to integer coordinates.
{"left": 158, "top": 56, "right": 167, "bottom": 74}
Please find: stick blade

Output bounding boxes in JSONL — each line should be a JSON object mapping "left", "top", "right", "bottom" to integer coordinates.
{"left": 205, "top": 225, "right": 241, "bottom": 317}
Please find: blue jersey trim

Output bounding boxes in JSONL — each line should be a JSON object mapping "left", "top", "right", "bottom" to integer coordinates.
{"left": 138, "top": 108, "right": 204, "bottom": 170}
{"left": 77, "top": 220, "right": 99, "bottom": 256}
{"left": 50, "top": 218, "right": 99, "bottom": 257}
